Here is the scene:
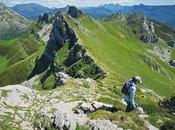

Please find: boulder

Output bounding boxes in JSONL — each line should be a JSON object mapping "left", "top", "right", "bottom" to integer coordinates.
{"left": 53, "top": 112, "right": 71, "bottom": 130}
{"left": 35, "top": 101, "right": 88, "bottom": 130}
{"left": 68, "top": 6, "right": 83, "bottom": 18}
{"left": 78, "top": 102, "right": 117, "bottom": 113}
{"left": 136, "top": 107, "right": 144, "bottom": 114}
{"left": 167, "top": 40, "right": 175, "bottom": 47}
{"left": 80, "top": 102, "right": 95, "bottom": 113}
{"left": 92, "top": 101, "right": 118, "bottom": 112}
{"left": 169, "top": 60, "right": 175, "bottom": 67}
{"left": 161, "top": 96, "right": 175, "bottom": 115}
{"left": 88, "top": 120, "right": 123, "bottom": 130}
{"left": 55, "top": 72, "right": 70, "bottom": 86}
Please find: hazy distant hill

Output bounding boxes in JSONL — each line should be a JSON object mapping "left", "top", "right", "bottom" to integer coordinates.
{"left": 11, "top": 3, "right": 52, "bottom": 19}
{"left": 11, "top": 3, "right": 175, "bottom": 27}
{"left": 0, "top": 3, "right": 30, "bottom": 39}
{"left": 82, "top": 4, "right": 175, "bottom": 27}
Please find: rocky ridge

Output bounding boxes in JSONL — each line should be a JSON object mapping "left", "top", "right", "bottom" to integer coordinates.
{"left": 28, "top": 9, "right": 104, "bottom": 89}
{"left": 127, "top": 13, "right": 158, "bottom": 43}
{"left": 0, "top": 75, "right": 162, "bottom": 130}
{"left": 68, "top": 6, "right": 84, "bottom": 19}
{"left": 38, "top": 13, "right": 49, "bottom": 24}
{"left": 0, "top": 78, "right": 124, "bottom": 130}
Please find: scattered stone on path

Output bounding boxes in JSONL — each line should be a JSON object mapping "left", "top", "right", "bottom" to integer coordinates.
{"left": 77, "top": 101, "right": 118, "bottom": 114}
{"left": 88, "top": 120, "right": 123, "bottom": 130}
{"left": 136, "top": 107, "right": 144, "bottom": 114}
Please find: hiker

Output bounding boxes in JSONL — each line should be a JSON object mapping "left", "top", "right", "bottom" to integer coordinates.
{"left": 122, "top": 76, "right": 142, "bottom": 112}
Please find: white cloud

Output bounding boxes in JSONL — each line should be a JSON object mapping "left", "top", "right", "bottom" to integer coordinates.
{"left": 0, "top": 0, "right": 133, "bottom": 7}
{"left": 30, "top": 0, "right": 134, "bottom": 8}
{"left": 1, "top": 0, "right": 175, "bottom": 7}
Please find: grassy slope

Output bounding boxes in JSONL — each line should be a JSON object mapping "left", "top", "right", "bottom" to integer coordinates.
{"left": 65, "top": 15, "right": 175, "bottom": 128}
{"left": 0, "top": 33, "right": 44, "bottom": 86}
{"left": 0, "top": 14, "right": 175, "bottom": 129}
{"left": 67, "top": 16, "right": 175, "bottom": 97}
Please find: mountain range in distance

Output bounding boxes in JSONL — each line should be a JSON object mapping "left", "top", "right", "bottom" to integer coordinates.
{"left": 11, "top": 3, "right": 175, "bottom": 28}
{"left": 1, "top": 2, "right": 175, "bottom": 129}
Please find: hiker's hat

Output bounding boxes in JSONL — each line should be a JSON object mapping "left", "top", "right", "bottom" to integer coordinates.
{"left": 134, "top": 76, "right": 142, "bottom": 84}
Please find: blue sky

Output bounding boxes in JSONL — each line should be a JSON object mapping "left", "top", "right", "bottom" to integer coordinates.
{"left": 1, "top": 0, "right": 175, "bottom": 7}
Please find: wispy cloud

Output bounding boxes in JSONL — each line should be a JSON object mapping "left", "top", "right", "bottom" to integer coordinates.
{"left": 0, "top": 0, "right": 175, "bottom": 7}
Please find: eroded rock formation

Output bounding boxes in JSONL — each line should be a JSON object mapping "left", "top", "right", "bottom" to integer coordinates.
{"left": 28, "top": 11, "right": 104, "bottom": 88}
{"left": 127, "top": 13, "right": 158, "bottom": 43}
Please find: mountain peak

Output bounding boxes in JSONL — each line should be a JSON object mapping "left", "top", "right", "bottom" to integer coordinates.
{"left": 12, "top": 3, "right": 51, "bottom": 18}
{"left": 68, "top": 6, "right": 84, "bottom": 18}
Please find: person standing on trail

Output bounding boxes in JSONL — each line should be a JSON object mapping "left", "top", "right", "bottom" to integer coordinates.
{"left": 121, "top": 76, "right": 142, "bottom": 112}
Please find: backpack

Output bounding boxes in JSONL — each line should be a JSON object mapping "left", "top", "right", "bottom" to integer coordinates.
{"left": 121, "top": 80, "right": 132, "bottom": 95}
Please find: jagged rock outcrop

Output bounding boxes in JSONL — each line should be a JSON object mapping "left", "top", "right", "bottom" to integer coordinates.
{"left": 127, "top": 13, "right": 158, "bottom": 43}
{"left": 169, "top": 60, "right": 175, "bottom": 67}
{"left": 28, "top": 12, "right": 104, "bottom": 88}
{"left": 68, "top": 6, "right": 84, "bottom": 18}
{"left": 38, "top": 13, "right": 49, "bottom": 23}
{"left": 28, "top": 13, "right": 78, "bottom": 80}
{"left": 167, "top": 40, "right": 175, "bottom": 47}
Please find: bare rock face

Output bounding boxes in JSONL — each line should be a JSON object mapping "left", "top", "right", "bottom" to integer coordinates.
{"left": 68, "top": 6, "right": 84, "bottom": 18}
{"left": 38, "top": 13, "right": 49, "bottom": 23}
{"left": 28, "top": 13, "right": 78, "bottom": 80}
{"left": 28, "top": 12, "right": 105, "bottom": 88}
{"left": 127, "top": 13, "right": 158, "bottom": 43}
